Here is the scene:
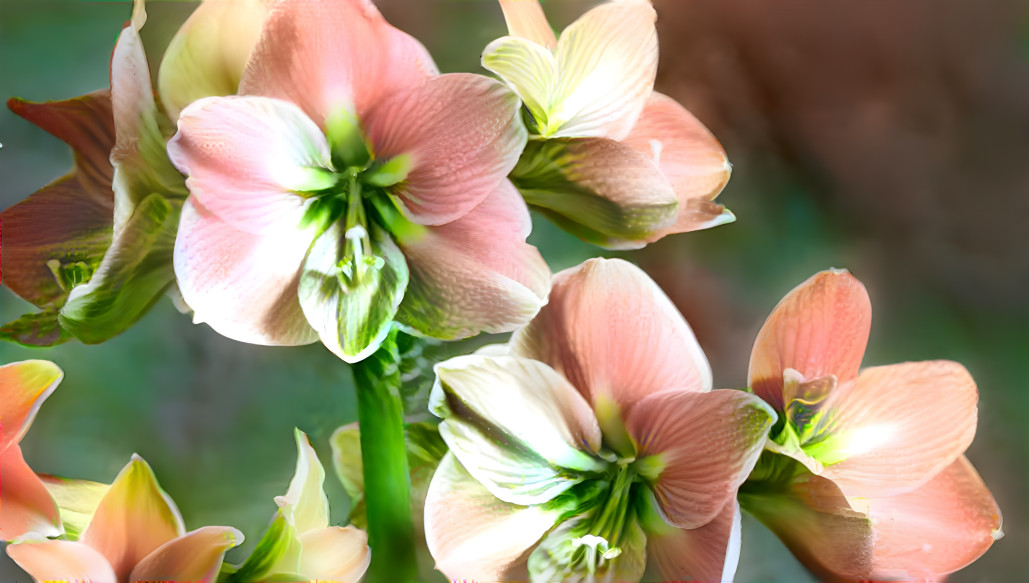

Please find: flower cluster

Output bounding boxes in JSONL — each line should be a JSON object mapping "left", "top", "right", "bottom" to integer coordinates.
{"left": 0, "top": 0, "right": 1002, "bottom": 581}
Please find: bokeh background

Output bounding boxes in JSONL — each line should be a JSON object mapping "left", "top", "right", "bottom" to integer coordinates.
{"left": 1, "top": 0, "right": 1026, "bottom": 580}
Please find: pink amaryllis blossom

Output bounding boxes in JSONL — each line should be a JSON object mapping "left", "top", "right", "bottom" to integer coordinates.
{"left": 0, "top": 361, "right": 64, "bottom": 540}
{"left": 483, "top": 0, "right": 734, "bottom": 249}
{"left": 740, "top": 270, "right": 1002, "bottom": 581}
{"left": 168, "top": 0, "right": 549, "bottom": 362}
{"left": 6, "top": 455, "right": 242, "bottom": 583}
{"left": 424, "top": 258, "right": 775, "bottom": 582}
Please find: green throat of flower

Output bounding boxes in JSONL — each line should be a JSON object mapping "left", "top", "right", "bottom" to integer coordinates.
{"left": 287, "top": 108, "right": 426, "bottom": 360}
{"left": 767, "top": 369, "right": 852, "bottom": 471}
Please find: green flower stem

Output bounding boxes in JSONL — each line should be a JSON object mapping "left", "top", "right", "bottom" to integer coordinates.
{"left": 352, "top": 327, "right": 418, "bottom": 583}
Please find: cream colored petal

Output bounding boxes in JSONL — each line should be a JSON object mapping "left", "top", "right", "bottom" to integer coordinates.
{"left": 297, "top": 526, "right": 370, "bottom": 582}
{"left": 274, "top": 429, "right": 330, "bottom": 534}
{"left": 550, "top": 0, "right": 658, "bottom": 140}
{"left": 424, "top": 454, "right": 559, "bottom": 581}
{"left": 129, "top": 526, "right": 243, "bottom": 583}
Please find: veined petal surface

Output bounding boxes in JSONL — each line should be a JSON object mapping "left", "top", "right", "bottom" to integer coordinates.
{"left": 431, "top": 354, "right": 605, "bottom": 504}
{"left": 365, "top": 74, "right": 528, "bottom": 225}
{"left": 173, "top": 197, "right": 318, "bottom": 346}
{"left": 239, "top": 0, "right": 437, "bottom": 125}
{"left": 169, "top": 96, "right": 331, "bottom": 234}
{"left": 749, "top": 269, "right": 872, "bottom": 412}
{"left": 644, "top": 497, "right": 742, "bottom": 583}
{"left": 622, "top": 92, "right": 735, "bottom": 240}
{"left": 498, "top": 0, "right": 556, "bottom": 47}
{"left": 820, "top": 361, "right": 979, "bottom": 497}
{"left": 549, "top": 0, "right": 657, "bottom": 140}
{"left": 396, "top": 180, "right": 549, "bottom": 340}
{"left": 512, "top": 258, "right": 712, "bottom": 416}
{"left": 627, "top": 389, "right": 774, "bottom": 528}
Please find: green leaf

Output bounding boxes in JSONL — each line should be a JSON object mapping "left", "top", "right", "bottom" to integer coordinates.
{"left": 297, "top": 222, "right": 409, "bottom": 363}
{"left": 0, "top": 309, "right": 73, "bottom": 347}
{"left": 58, "top": 194, "right": 180, "bottom": 344}
{"left": 510, "top": 138, "right": 678, "bottom": 250}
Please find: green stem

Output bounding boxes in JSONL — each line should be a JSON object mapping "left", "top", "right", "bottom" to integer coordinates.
{"left": 352, "top": 327, "right": 418, "bottom": 583}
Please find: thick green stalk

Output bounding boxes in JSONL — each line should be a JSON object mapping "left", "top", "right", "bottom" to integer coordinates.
{"left": 352, "top": 327, "right": 418, "bottom": 582}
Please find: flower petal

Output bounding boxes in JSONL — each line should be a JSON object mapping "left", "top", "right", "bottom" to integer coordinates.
{"left": 298, "top": 222, "right": 408, "bottom": 363}
{"left": 80, "top": 455, "right": 185, "bottom": 580}
{"left": 424, "top": 453, "right": 560, "bottom": 581}
{"left": 239, "top": 0, "right": 437, "bottom": 125}
{"left": 0, "top": 360, "right": 62, "bottom": 451}
{"left": 431, "top": 355, "right": 605, "bottom": 505}
{"left": 866, "top": 456, "right": 1002, "bottom": 579}
{"left": 6, "top": 538, "right": 117, "bottom": 583}
{"left": 274, "top": 429, "right": 329, "bottom": 534}
{"left": 395, "top": 180, "right": 549, "bottom": 339}
{"left": 627, "top": 389, "right": 774, "bottom": 528}
{"left": 818, "top": 361, "right": 979, "bottom": 497}
{"left": 644, "top": 498, "right": 742, "bottom": 583}
{"left": 481, "top": 35, "right": 559, "bottom": 136}
{"left": 109, "top": 8, "right": 188, "bottom": 233}
{"left": 0, "top": 446, "right": 62, "bottom": 540}
{"left": 366, "top": 74, "right": 528, "bottom": 225}
{"left": 622, "top": 92, "right": 736, "bottom": 240}
{"left": 510, "top": 138, "right": 679, "bottom": 249}
{"left": 297, "top": 526, "right": 370, "bottom": 582}
{"left": 173, "top": 197, "right": 319, "bottom": 346}
{"left": 169, "top": 95, "right": 331, "bottom": 234}
{"left": 58, "top": 194, "right": 180, "bottom": 344}
{"left": 749, "top": 269, "right": 872, "bottom": 412}
{"left": 739, "top": 461, "right": 874, "bottom": 580}
{"left": 39, "top": 475, "right": 109, "bottom": 541}
{"left": 7, "top": 92, "right": 115, "bottom": 199}
{"left": 157, "top": 0, "right": 274, "bottom": 120}
{"left": 128, "top": 526, "right": 243, "bottom": 583}
{"left": 550, "top": 0, "right": 658, "bottom": 140}
{"left": 498, "top": 0, "right": 556, "bottom": 48}
{"left": 512, "top": 258, "right": 712, "bottom": 417}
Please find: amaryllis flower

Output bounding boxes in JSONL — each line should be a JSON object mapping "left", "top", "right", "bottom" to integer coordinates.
{"left": 168, "top": 0, "right": 549, "bottom": 362}
{"left": 6, "top": 455, "right": 242, "bottom": 583}
{"left": 482, "top": 0, "right": 734, "bottom": 249}
{"left": 739, "top": 270, "right": 1002, "bottom": 581}
{"left": 424, "top": 258, "right": 775, "bottom": 581}
{"left": 224, "top": 429, "right": 369, "bottom": 582}
{"left": 0, "top": 0, "right": 273, "bottom": 346}
{"left": 0, "top": 361, "right": 63, "bottom": 540}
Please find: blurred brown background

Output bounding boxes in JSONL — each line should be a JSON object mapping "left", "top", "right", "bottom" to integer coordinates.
{"left": 1, "top": 0, "right": 1026, "bottom": 580}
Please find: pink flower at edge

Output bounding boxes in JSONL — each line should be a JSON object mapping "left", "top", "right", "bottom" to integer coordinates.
{"left": 484, "top": 0, "right": 735, "bottom": 250}
{"left": 0, "top": 361, "right": 64, "bottom": 540}
{"left": 741, "top": 269, "right": 1002, "bottom": 581}
{"left": 168, "top": 0, "right": 550, "bottom": 363}
{"left": 6, "top": 455, "right": 242, "bottom": 583}
{"left": 424, "top": 258, "right": 775, "bottom": 582}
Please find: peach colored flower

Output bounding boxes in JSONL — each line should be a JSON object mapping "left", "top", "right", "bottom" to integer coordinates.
{"left": 424, "top": 258, "right": 774, "bottom": 581}
{"left": 0, "top": 361, "right": 63, "bottom": 540}
{"left": 484, "top": 0, "right": 734, "bottom": 249}
{"left": 7, "top": 455, "right": 242, "bottom": 583}
{"left": 168, "top": 0, "right": 549, "bottom": 362}
{"left": 740, "top": 270, "right": 1002, "bottom": 581}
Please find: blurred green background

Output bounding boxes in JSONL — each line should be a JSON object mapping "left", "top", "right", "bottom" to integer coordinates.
{"left": 1, "top": 0, "right": 1026, "bottom": 581}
